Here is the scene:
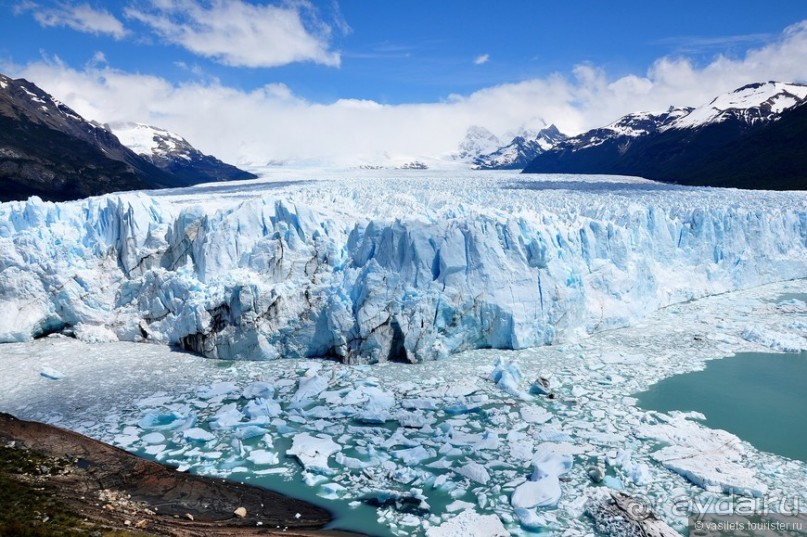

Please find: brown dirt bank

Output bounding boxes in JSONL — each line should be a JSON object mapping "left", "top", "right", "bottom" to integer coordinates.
{"left": 0, "top": 412, "right": 364, "bottom": 536}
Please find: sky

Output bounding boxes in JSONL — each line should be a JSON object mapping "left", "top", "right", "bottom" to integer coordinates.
{"left": 2, "top": 1, "right": 807, "bottom": 166}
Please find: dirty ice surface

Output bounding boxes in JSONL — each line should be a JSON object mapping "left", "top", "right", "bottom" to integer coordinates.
{"left": 1, "top": 279, "right": 805, "bottom": 536}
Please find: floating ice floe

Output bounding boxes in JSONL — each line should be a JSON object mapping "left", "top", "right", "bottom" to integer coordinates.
{"left": 39, "top": 366, "right": 64, "bottom": 380}
{"left": 287, "top": 432, "right": 342, "bottom": 473}
{"left": 183, "top": 427, "right": 215, "bottom": 442}
{"left": 511, "top": 444, "right": 573, "bottom": 509}
{"left": 426, "top": 508, "right": 509, "bottom": 537}
{"left": 637, "top": 414, "right": 767, "bottom": 497}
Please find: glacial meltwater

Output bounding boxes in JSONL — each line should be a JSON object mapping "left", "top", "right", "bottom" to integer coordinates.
{"left": 636, "top": 351, "right": 807, "bottom": 463}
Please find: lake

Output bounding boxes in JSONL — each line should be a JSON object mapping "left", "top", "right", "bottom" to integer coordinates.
{"left": 635, "top": 351, "right": 807, "bottom": 462}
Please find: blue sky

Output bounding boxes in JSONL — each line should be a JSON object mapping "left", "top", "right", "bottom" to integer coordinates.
{"left": 2, "top": 1, "right": 807, "bottom": 165}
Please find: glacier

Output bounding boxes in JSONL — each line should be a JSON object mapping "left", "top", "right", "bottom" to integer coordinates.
{"left": 1, "top": 170, "right": 806, "bottom": 362}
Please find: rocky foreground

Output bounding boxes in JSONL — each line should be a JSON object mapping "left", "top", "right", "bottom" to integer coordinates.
{"left": 0, "top": 413, "right": 358, "bottom": 537}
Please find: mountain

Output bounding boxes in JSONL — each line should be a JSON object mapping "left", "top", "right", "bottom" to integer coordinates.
{"left": 473, "top": 124, "right": 567, "bottom": 169}
{"left": 111, "top": 123, "right": 257, "bottom": 184}
{"left": 523, "top": 82, "right": 807, "bottom": 190}
{"left": 0, "top": 74, "right": 184, "bottom": 202}
{"left": 0, "top": 74, "right": 258, "bottom": 202}
{"left": 454, "top": 125, "right": 502, "bottom": 161}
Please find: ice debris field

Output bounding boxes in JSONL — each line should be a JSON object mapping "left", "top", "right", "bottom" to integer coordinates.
{"left": 0, "top": 278, "right": 805, "bottom": 536}
{"left": 1, "top": 171, "right": 806, "bottom": 363}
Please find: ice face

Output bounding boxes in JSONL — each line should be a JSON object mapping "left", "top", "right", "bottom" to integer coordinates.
{"left": 1, "top": 171, "right": 806, "bottom": 363}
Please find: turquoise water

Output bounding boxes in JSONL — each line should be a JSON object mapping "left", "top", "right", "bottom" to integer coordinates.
{"left": 248, "top": 472, "right": 393, "bottom": 537}
{"left": 774, "top": 292, "right": 807, "bottom": 303}
{"left": 129, "top": 434, "right": 393, "bottom": 537}
{"left": 635, "top": 352, "right": 807, "bottom": 463}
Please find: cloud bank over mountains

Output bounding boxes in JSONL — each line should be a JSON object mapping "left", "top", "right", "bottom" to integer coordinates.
{"left": 6, "top": 11, "right": 807, "bottom": 165}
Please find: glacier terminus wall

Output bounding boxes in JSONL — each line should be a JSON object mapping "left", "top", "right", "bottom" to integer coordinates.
{"left": 1, "top": 172, "right": 806, "bottom": 363}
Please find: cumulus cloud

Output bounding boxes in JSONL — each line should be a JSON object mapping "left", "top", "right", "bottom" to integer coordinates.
{"left": 474, "top": 53, "right": 490, "bottom": 65}
{"left": 124, "top": 0, "right": 341, "bottom": 68}
{"left": 5, "top": 20, "right": 807, "bottom": 166}
{"left": 16, "top": 1, "right": 128, "bottom": 39}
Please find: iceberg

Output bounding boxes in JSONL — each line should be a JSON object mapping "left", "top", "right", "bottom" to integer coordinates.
{"left": 426, "top": 509, "right": 509, "bottom": 537}
{"left": 1, "top": 173, "right": 806, "bottom": 362}
{"left": 287, "top": 432, "right": 342, "bottom": 473}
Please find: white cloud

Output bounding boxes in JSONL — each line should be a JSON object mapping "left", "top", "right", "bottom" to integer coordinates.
{"left": 5, "top": 20, "right": 807, "bottom": 167}
{"left": 17, "top": 2, "right": 128, "bottom": 39}
{"left": 474, "top": 53, "right": 490, "bottom": 65}
{"left": 124, "top": 0, "right": 340, "bottom": 68}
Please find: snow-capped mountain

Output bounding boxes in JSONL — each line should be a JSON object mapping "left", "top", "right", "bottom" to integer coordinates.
{"left": 454, "top": 125, "right": 502, "bottom": 161}
{"left": 569, "top": 108, "right": 693, "bottom": 151}
{"left": 111, "top": 123, "right": 257, "bottom": 184}
{"left": 663, "top": 81, "right": 807, "bottom": 130}
{"left": 473, "top": 125, "right": 567, "bottom": 169}
{"left": 524, "top": 81, "right": 807, "bottom": 190}
{"left": 0, "top": 73, "right": 180, "bottom": 201}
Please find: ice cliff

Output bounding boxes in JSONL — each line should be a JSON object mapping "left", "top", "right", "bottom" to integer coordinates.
{"left": 1, "top": 172, "right": 806, "bottom": 362}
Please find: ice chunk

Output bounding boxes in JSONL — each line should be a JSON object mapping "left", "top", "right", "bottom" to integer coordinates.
{"left": 39, "top": 367, "right": 64, "bottom": 380}
{"left": 144, "top": 444, "right": 166, "bottom": 456}
{"left": 511, "top": 475, "right": 561, "bottom": 509}
{"left": 531, "top": 444, "right": 573, "bottom": 478}
{"left": 197, "top": 382, "right": 238, "bottom": 400}
{"left": 514, "top": 507, "right": 544, "bottom": 531}
{"left": 475, "top": 431, "right": 500, "bottom": 451}
{"left": 291, "top": 373, "right": 329, "bottom": 404}
{"left": 652, "top": 445, "right": 767, "bottom": 497}
{"left": 491, "top": 358, "right": 527, "bottom": 398}
{"left": 510, "top": 443, "right": 572, "bottom": 509}
{"left": 425, "top": 509, "right": 509, "bottom": 537}
{"left": 247, "top": 449, "right": 279, "bottom": 466}
{"left": 73, "top": 323, "right": 118, "bottom": 343}
{"left": 528, "top": 376, "right": 552, "bottom": 396}
{"left": 740, "top": 327, "right": 807, "bottom": 352}
{"left": 638, "top": 414, "right": 767, "bottom": 496}
{"left": 393, "top": 445, "right": 436, "bottom": 465}
{"left": 519, "top": 405, "right": 551, "bottom": 424}
{"left": 287, "top": 432, "right": 341, "bottom": 473}
{"left": 244, "top": 398, "right": 281, "bottom": 419}
{"left": 183, "top": 427, "right": 215, "bottom": 442}
{"left": 138, "top": 410, "right": 195, "bottom": 431}
{"left": 454, "top": 461, "right": 491, "bottom": 484}
{"left": 319, "top": 482, "right": 346, "bottom": 500}
{"left": 209, "top": 403, "right": 244, "bottom": 430}
{"left": 242, "top": 381, "right": 274, "bottom": 399}
{"left": 141, "top": 432, "right": 165, "bottom": 444}
{"left": 233, "top": 425, "right": 270, "bottom": 440}
{"left": 446, "top": 500, "right": 475, "bottom": 512}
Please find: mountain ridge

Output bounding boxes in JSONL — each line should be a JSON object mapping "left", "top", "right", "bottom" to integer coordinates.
{"left": 474, "top": 125, "right": 567, "bottom": 170}
{"left": 0, "top": 74, "right": 256, "bottom": 202}
{"left": 111, "top": 123, "right": 258, "bottom": 184}
{"left": 523, "top": 81, "right": 807, "bottom": 190}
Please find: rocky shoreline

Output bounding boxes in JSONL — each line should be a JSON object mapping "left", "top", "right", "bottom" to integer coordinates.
{"left": 0, "top": 413, "right": 361, "bottom": 536}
